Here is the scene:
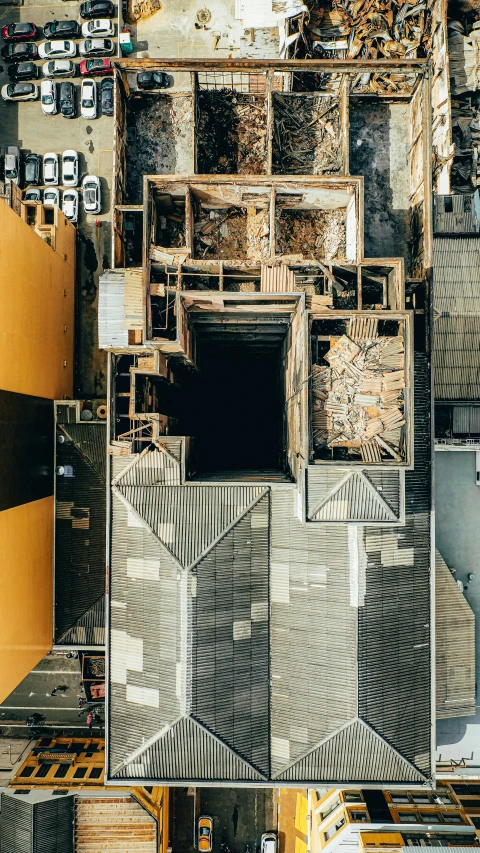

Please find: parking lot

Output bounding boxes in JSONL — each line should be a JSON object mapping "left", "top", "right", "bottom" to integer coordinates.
{"left": 0, "top": 0, "right": 115, "bottom": 396}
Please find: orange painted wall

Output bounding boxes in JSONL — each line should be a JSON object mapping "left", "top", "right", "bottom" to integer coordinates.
{"left": 0, "top": 497, "right": 54, "bottom": 703}
{"left": 0, "top": 200, "right": 75, "bottom": 400}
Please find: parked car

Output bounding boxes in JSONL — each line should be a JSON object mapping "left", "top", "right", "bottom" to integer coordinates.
{"left": 1, "top": 22, "right": 37, "bottom": 42}
{"left": 101, "top": 75, "right": 113, "bottom": 115}
{"left": 24, "top": 187, "right": 42, "bottom": 202}
{"left": 40, "top": 79, "right": 57, "bottom": 115}
{"left": 60, "top": 81, "right": 75, "bottom": 117}
{"left": 80, "top": 77, "right": 97, "bottom": 118}
{"left": 198, "top": 816, "right": 213, "bottom": 853}
{"left": 43, "top": 152, "right": 59, "bottom": 185}
{"left": 7, "top": 61, "right": 39, "bottom": 82}
{"left": 136, "top": 70, "right": 169, "bottom": 90}
{"left": 62, "top": 189, "right": 79, "bottom": 222}
{"left": 4, "top": 146, "right": 21, "bottom": 186}
{"left": 43, "top": 187, "right": 60, "bottom": 207}
{"left": 261, "top": 833, "right": 278, "bottom": 853}
{"left": 80, "top": 0, "right": 115, "bottom": 20}
{"left": 24, "top": 153, "right": 41, "bottom": 185}
{"left": 79, "top": 57, "right": 112, "bottom": 76}
{"left": 81, "top": 19, "right": 115, "bottom": 37}
{"left": 43, "top": 59, "right": 76, "bottom": 78}
{"left": 38, "top": 40, "right": 77, "bottom": 60}
{"left": 43, "top": 20, "right": 81, "bottom": 40}
{"left": 82, "top": 174, "right": 101, "bottom": 213}
{"left": 1, "top": 42, "right": 38, "bottom": 61}
{"left": 79, "top": 37, "right": 115, "bottom": 57}
{"left": 62, "top": 150, "right": 79, "bottom": 186}
{"left": 1, "top": 81, "right": 38, "bottom": 102}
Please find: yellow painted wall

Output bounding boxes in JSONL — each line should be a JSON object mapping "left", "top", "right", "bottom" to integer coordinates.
{"left": 0, "top": 200, "right": 75, "bottom": 400}
{"left": 0, "top": 497, "right": 54, "bottom": 703}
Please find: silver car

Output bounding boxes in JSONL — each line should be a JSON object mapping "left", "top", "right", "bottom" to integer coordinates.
{"left": 41, "top": 79, "right": 57, "bottom": 115}
{"left": 4, "top": 145, "right": 21, "bottom": 186}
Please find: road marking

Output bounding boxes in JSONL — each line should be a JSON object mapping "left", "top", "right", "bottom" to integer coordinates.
{"left": 32, "top": 670, "right": 78, "bottom": 674}
{"left": 0, "top": 706, "right": 81, "bottom": 711}
{"left": 2, "top": 723, "right": 95, "bottom": 730}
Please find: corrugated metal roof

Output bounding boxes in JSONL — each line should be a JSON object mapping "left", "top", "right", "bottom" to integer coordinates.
{"left": 435, "top": 549, "right": 476, "bottom": 719}
{"left": 75, "top": 795, "right": 157, "bottom": 853}
{"left": 358, "top": 353, "right": 432, "bottom": 777}
{"left": 98, "top": 270, "right": 129, "bottom": 350}
{"left": 116, "top": 484, "right": 267, "bottom": 569}
{"left": 55, "top": 426, "right": 106, "bottom": 645}
{"left": 274, "top": 718, "right": 426, "bottom": 783}
{"left": 114, "top": 444, "right": 181, "bottom": 487}
{"left": 114, "top": 716, "right": 266, "bottom": 781}
{"left": 433, "top": 238, "right": 480, "bottom": 401}
{"left": 192, "top": 494, "right": 270, "bottom": 776}
{"left": 0, "top": 792, "right": 74, "bottom": 853}
{"left": 307, "top": 469, "right": 400, "bottom": 523}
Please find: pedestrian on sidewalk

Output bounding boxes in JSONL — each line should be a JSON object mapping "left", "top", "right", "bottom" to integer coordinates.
{"left": 86, "top": 711, "right": 94, "bottom": 734}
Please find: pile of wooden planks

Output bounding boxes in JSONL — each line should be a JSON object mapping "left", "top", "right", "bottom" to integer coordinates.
{"left": 312, "top": 321, "right": 406, "bottom": 461}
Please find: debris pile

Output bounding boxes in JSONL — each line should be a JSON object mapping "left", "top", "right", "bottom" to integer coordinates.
{"left": 277, "top": 209, "right": 347, "bottom": 260}
{"left": 197, "top": 90, "right": 268, "bottom": 174}
{"left": 272, "top": 94, "right": 342, "bottom": 174}
{"left": 194, "top": 208, "right": 248, "bottom": 259}
{"left": 448, "top": 22, "right": 480, "bottom": 192}
{"left": 125, "top": 0, "right": 161, "bottom": 23}
{"left": 312, "top": 318, "right": 406, "bottom": 462}
{"left": 290, "top": 0, "right": 433, "bottom": 62}
{"left": 156, "top": 199, "right": 186, "bottom": 248}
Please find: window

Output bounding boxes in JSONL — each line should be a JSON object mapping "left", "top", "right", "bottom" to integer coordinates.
{"left": 471, "top": 817, "right": 480, "bottom": 829}
{"left": 19, "top": 766, "right": 34, "bottom": 778}
{"left": 444, "top": 196, "right": 453, "bottom": 213}
{"left": 35, "top": 764, "right": 50, "bottom": 778}
{"left": 419, "top": 813, "right": 441, "bottom": 824}
{"left": 324, "top": 817, "right": 345, "bottom": 841}
{"left": 349, "top": 811, "right": 368, "bottom": 822}
{"left": 398, "top": 813, "right": 418, "bottom": 823}
{"left": 321, "top": 798, "right": 340, "bottom": 821}
{"left": 411, "top": 795, "right": 432, "bottom": 804}
{"left": 73, "top": 766, "right": 87, "bottom": 779}
{"left": 54, "top": 764, "right": 70, "bottom": 779}
{"left": 443, "top": 813, "right": 464, "bottom": 824}
{"left": 390, "top": 794, "right": 410, "bottom": 804}
{"left": 89, "top": 767, "right": 102, "bottom": 779}
{"left": 436, "top": 793, "right": 455, "bottom": 805}
{"left": 344, "top": 793, "right": 363, "bottom": 803}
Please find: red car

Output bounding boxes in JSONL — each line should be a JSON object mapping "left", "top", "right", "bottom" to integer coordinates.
{"left": 79, "top": 57, "right": 112, "bottom": 76}
{"left": 2, "top": 22, "right": 38, "bottom": 42}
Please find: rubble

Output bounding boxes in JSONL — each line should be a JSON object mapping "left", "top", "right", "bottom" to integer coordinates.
{"left": 196, "top": 90, "right": 268, "bottom": 175}
{"left": 272, "top": 94, "right": 342, "bottom": 174}
{"left": 312, "top": 319, "right": 406, "bottom": 461}
{"left": 277, "top": 209, "right": 347, "bottom": 260}
{"left": 194, "top": 208, "right": 249, "bottom": 259}
{"left": 125, "top": 0, "right": 161, "bottom": 23}
{"left": 448, "top": 21, "right": 480, "bottom": 191}
{"left": 289, "top": 0, "right": 434, "bottom": 62}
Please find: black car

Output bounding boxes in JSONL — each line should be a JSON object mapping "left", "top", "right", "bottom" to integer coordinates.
{"left": 136, "top": 70, "right": 169, "bottom": 90}
{"left": 60, "top": 81, "right": 75, "bottom": 118}
{"left": 80, "top": 0, "right": 115, "bottom": 19}
{"left": 24, "top": 153, "right": 41, "bottom": 186}
{"left": 43, "top": 20, "right": 81, "bottom": 40}
{"left": 101, "top": 76, "right": 113, "bottom": 115}
{"left": 1, "top": 42, "right": 39, "bottom": 61}
{"left": 7, "top": 61, "right": 39, "bottom": 82}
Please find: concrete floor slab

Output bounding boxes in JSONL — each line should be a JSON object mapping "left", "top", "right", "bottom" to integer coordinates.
{"left": 435, "top": 449, "right": 480, "bottom": 767}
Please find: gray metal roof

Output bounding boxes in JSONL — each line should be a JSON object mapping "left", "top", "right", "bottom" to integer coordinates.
{"left": 107, "top": 410, "right": 432, "bottom": 784}
{"left": 307, "top": 467, "right": 402, "bottom": 523}
{"left": 434, "top": 238, "right": 480, "bottom": 401}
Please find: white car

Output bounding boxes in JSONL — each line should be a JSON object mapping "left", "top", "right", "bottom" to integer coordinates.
{"left": 62, "top": 150, "right": 79, "bottom": 187}
{"left": 42, "top": 59, "right": 76, "bottom": 78}
{"left": 41, "top": 79, "right": 57, "bottom": 115}
{"left": 43, "top": 187, "right": 60, "bottom": 207}
{"left": 43, "top": 152, "right": 59, "bottom": 185}
{"left": 38, "top": 40, "right": 77, "bottom": 60}
{"left": 62, "top": 189, "right": 79, "bottom": 223}
{"left": 1, "top": 82, "right": 38, "bottom": 102}
{"left": 79, "top": 37, "right": 115, "bottom": 57}
{"left": 261, "top": 833, "right": 277, "bottom": 853}
{"left": 82, "top": 174, "right": 101, "bottom": 214}
{"left": 81, "top": 19, "right": 115, "bottom": 37}
{"left": 4, "top": 146, "right": 21, "bottom": 186}
{"left": 80, "top": 78, "right": 97, "bottom": 119}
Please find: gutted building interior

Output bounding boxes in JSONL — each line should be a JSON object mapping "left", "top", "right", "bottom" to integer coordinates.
{"left": 101, "top": 59, "right": 434, "bottom": 787}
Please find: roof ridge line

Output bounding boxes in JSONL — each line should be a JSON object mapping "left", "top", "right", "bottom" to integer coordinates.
{"left": 187, "top": 487, "right": 270, "bottom": 571}
{"left": 56, "top": 593, "right": 105, "bottom": 644}
{"left": 188, "top": 716, "right": 269, "bottom": 780}
{"left": 307, "top": 470, "right": 354, "bottom": 518}
{"left": 357, "top": 470, "right": 398, "bottom": 520}
{"left": 60, "top": 423, "right": 106, "bottom": 482}
{"left": 111, "top": 485, "right": 186, "bottom": 572}
{"left": 271, "top": 718, "right": 357, "bottom": 779}
{"left": 111, "top": 716, "right": 183, "bottom": 777}
{"left": 358, "top": 718, "right": 430, "bottom": 782}
{"left": 111, "top": 445, "right": 151, "bottom": 485}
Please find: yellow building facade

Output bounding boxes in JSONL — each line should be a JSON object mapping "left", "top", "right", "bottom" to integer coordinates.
{"left": 0, "top": 199, "right": 75, "bottom": 702}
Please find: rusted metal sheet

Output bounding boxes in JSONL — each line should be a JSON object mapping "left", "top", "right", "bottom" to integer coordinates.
{"left": 75, "top": 796, "right": 157, "bottom": 853}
